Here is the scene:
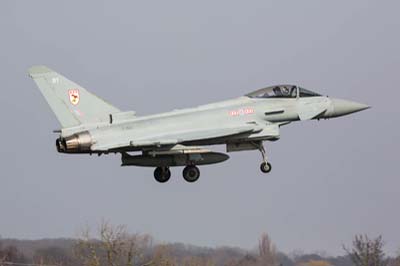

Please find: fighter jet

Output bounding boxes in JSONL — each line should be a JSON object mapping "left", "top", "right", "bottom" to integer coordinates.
{"left": 28, "top": 65, "right": 370, "bottom": 183}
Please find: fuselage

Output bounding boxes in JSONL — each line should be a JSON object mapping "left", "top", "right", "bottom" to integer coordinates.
{"left": 61, "top": 96, "right": 323, "bottom": 152}
{"left": 57, "top": 85, "right": 369, "bottom": 154}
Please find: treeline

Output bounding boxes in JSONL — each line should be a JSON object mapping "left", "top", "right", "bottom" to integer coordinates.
{"left": 0, "top": 223, "right": 399, "bottom": 266}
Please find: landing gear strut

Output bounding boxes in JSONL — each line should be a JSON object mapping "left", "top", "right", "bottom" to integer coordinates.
{"left": 154, "top": 167, "right": 171, "bottom": 183}
{"left": 252, "top": 141, "right": 272, "bottom": 174}
{"left": 183, "top": 165, "right": 200, "bottom": 183}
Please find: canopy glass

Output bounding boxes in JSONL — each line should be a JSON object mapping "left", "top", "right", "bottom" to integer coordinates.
{"left": 246, "top": 85, "right": 321, "bottom": 98}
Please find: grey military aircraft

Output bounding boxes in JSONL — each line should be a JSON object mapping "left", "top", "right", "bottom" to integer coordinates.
{"left": 29, "top": 65, "right": 370, "bottom": 183}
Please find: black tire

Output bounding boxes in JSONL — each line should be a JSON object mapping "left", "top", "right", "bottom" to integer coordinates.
{"left": 154, "top": 167, "right": 171, "bottom": 183}
{"left": 183, "top": 166, "right": 200, "bottom": 183}
{"left": 260, "top": 162, "right": 272, "bottom": 173}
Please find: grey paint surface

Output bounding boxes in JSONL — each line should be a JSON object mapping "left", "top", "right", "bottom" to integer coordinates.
{"left": 0, "top": 0, "right": 399, "bottom": 255}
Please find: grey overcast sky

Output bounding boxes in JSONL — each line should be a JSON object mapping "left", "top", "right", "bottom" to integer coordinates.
{"left": 0, "top": 0, "right": 399, "bottom": 256}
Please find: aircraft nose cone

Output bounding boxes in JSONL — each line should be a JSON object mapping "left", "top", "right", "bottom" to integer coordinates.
{"left": 327, "top": 98, "right": 370, "bottom": 118}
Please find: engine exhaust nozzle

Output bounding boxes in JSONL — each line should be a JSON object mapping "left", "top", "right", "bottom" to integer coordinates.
{"left": 56, "top": 131, "right": 92, "bottom": 153}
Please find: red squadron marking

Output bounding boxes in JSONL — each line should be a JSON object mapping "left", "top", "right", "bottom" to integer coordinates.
{"left": 229, "top": 107, "right": 255, "bottom": 116}
{"left": 68, "top": 89, "right": 80, "bottom": 105}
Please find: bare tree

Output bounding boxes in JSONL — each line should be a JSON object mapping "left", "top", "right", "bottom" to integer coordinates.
{"left": 343, "top": 235, "right": 388, "bottom": 266}
{"left": 390, "top": 250, "right": 400, "bottom": 266}
{"left": 74, "top": 221, "right": 153, "bottom": 266}
{"left": 258, "top": 233, "right": 278, "bottom": 266}
{"left": 150, "top": 245, "right": 176, "bottom": 266}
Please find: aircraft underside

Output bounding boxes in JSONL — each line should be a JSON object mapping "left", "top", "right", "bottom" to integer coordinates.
{"left": 55, "top": 127, "right": 276, "bottom": 183}
{"left": 56, "top": 131, "right": 274, "bottom": 183}
{"left": 119, "top": 141, "right": 272, "bottom": 183}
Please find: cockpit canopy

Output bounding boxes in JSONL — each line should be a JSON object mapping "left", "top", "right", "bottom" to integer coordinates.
{"left": 246, "top": 85, "right": 321, "bottom": 99}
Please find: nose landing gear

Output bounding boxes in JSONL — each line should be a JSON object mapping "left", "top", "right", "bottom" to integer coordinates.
{"left": 252, "top": 141, "right": 272, "bottom": 174}
{"left": 260, "top": 161, "right": 272, "bottom": 173}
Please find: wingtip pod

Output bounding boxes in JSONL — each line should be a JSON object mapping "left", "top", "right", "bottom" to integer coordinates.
{"left": 28, "top": 65, "right": 53, "bottom": 77}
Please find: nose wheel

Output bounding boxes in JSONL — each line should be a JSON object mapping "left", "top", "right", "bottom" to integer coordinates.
{"left": 260, "top": 162, "right": 272, "bottom": 173}
{"left": 183, "top": 165, "right": 200, "bottom": 183}
{"left": 252, "top": 141, "right": 272, "bottom": 174}
{"left": 154, "top": 167, "right": 171, "bottom": 183}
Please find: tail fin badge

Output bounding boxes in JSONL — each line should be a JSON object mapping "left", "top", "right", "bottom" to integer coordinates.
{"left": 68, "top": 89, "right": 80, "bottom": 105}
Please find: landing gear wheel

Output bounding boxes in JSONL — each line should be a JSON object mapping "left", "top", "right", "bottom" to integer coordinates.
{"left": 154, "top": 167, "right": 171, "bottom": 183}
{"left": 251, "top": 141, "right": 272, "bottom": 174}
{"left": 260, "top": 162, "right": 272, "bottom": 173}
{"left": 183, "top": 166, "right": 200, "bottom": 183}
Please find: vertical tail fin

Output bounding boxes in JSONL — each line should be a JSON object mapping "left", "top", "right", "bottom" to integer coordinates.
{"left": 28, "top": 65, "right": 120, "bottom": 128}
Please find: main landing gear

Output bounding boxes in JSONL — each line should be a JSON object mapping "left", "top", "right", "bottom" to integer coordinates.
{"left": 182, "top": 165, "right": 200, "bottom": 183}
{"left": 154, "top": 167, "right": 171, "bottom": 183}
{"left": 252, "top": 141, "right": 272, "bottom": 174}
{"left": 153, "top": 165, "right": 200, "bottom": 183}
